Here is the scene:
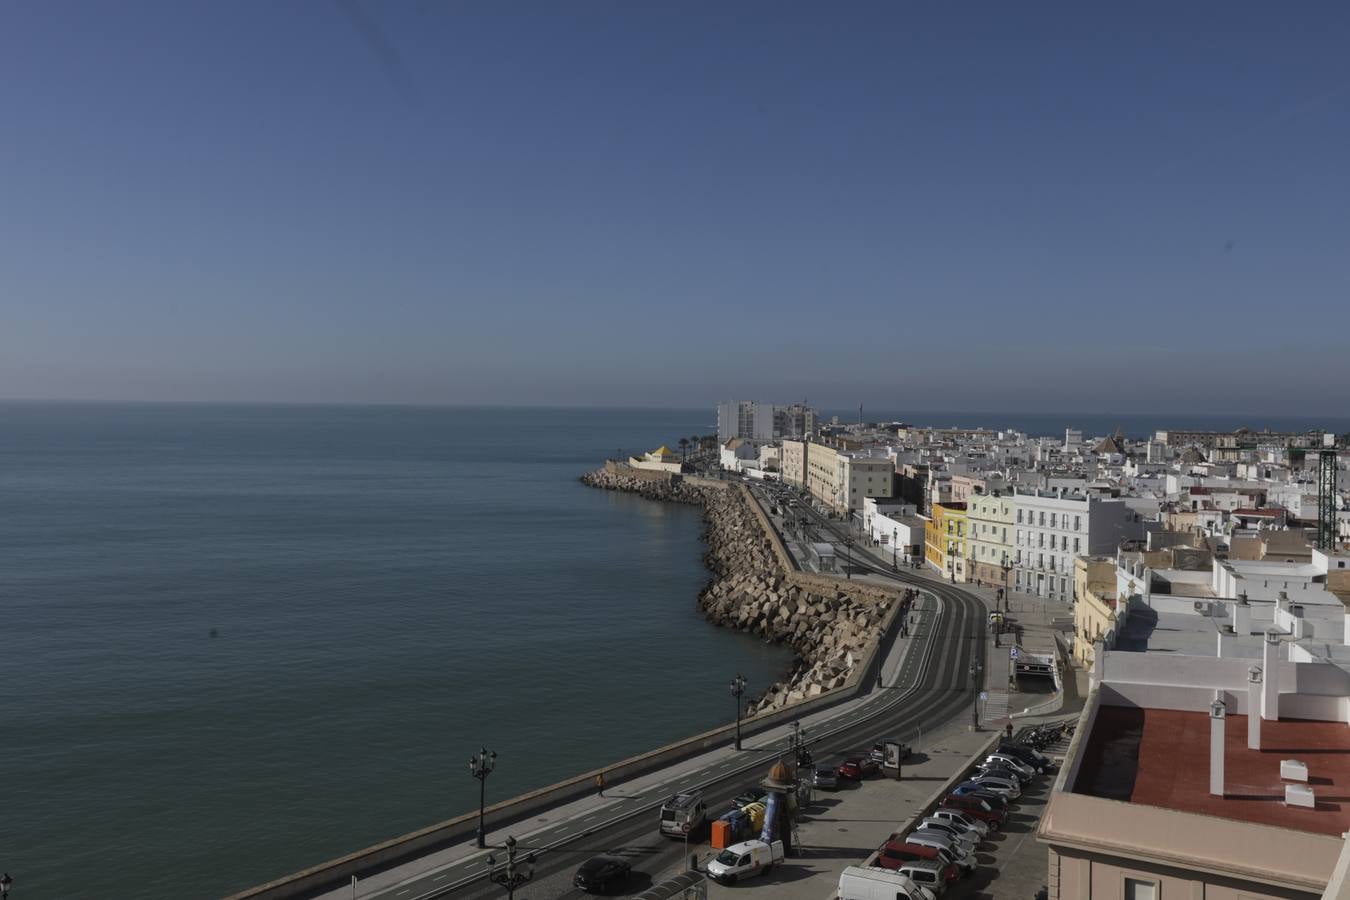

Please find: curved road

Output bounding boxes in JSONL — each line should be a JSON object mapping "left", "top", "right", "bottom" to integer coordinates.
{"left": 361, "top": 484, "right": 987, "bottom": 900}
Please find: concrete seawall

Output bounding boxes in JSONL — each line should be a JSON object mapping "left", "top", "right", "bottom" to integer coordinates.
{"left": 227, "top": 465, "right": 912, "bottom": 900}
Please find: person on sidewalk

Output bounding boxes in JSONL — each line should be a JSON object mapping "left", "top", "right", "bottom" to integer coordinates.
{"left": 596, "top": 772, "right": 605, "bottom": 797}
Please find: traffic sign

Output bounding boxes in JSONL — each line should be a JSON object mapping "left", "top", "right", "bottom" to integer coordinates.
{"left": 978, "top": 691, "right": 988, "bottom": 701}
{"left": 1010, "top": 648, "right": 1020, "bottom": 659}
{"left": 681, "top": 822, "right": 691, "bottom": 834}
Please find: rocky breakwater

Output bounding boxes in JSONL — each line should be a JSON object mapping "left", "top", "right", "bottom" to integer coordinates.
{"left": 581, "top": 464, "right": 915, "bottom": 717}
{"left": 695, "top": 487, "right": 911, "bottom": 716}
{"left": 579, "top": 464, "right": 707, "bottom": 504}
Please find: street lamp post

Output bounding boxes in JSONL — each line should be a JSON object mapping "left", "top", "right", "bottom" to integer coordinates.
{"left": 1000, "top": 556, "right": 1011, "bottom": 612}
{"left": 969, "top": 662, "right": 983, "bottom": 729}
{"left": 486, "top": 835, "right": 535, "bottom": 900}
{"left": 731, "top": 673, "right": 748, "bottom": 751}
{"left": 842, "top": 535, "right": 854, "bottom": 580}
{"left": 469, "top": 747, "right": 497, "bottom": 849}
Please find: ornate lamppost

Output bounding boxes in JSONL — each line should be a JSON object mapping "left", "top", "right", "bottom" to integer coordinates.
{"left": 487, "top": 835, "right": 535, "bottom": 900}
{"left": 731, "top": 673, "right": 748, "bottom": 750}
{"left": 469, "top": 747, "right": 497, "bottom": 848}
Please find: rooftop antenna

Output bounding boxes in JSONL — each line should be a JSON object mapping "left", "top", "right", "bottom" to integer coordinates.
{"left": 859, "top": 403, "right": 863, "bottom": 425}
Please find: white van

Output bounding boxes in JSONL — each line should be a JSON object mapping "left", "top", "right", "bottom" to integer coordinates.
{"left": 836, "top": 865, "right": 935, "bottom": 900}
{"left": 706, "top": 839, "right": 784, "bottom": 884}
{"left": 658, "top": 791, "right": 707, "bottom": 838}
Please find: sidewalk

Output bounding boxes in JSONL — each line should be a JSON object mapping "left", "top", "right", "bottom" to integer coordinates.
{"left": 316, "top": 588, "right": 941, "bottom": 900}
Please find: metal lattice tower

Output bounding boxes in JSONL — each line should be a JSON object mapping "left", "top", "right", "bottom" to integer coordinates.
{"left": 1318, "top": 433, "right": 1338, "bottom": 550}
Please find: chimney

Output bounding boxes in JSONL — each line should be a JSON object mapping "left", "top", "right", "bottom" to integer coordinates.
{"left": 1262, "top": 630, "right": 1281, "bottom": 721}
{"left": 1233, "top": 592, "right": 1252, "bottom": 635}
{"left": 1247, "top": 666, "right": 1263, "bottom": 750}
{"left": 1210, "top": 694, "right": 1227, "bottom": 797}
{"left": 1217, "top": 624, "right": 1236, "bottom": 658}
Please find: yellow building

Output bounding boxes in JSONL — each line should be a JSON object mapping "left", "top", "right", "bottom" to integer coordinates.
{"left": 925, "top": 502, "right": 969, "bottom": 582}
{"left": 1072, "top": 556, "right": 1122, "bottom": 668}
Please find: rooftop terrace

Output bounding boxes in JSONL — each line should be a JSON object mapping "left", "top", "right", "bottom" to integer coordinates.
{"left": 1073, "top": 705, "right": 1350, "bottom": 836}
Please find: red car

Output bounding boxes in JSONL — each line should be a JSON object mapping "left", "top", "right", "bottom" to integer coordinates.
{"left": 875, "top": 840, "right": 960, "bottom": 883}
{"left": 940, "top": 793, "right": 1005, "bottom": 829}
{"left": 837, "top": 755, "right": 880, "bottom": 781}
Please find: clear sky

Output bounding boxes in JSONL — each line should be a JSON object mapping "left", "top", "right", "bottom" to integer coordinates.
{"left": 3, "top": 2, "right": 1349, "bottom": 413}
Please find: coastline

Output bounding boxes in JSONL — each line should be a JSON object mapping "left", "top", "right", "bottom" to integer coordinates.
{"left": 580, "top": 462, "right": 912, "bottom": 715}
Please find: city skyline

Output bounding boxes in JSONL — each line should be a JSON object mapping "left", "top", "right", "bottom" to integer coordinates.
{"left": 4, "top": 2, "right": 1350, "bottom": 411}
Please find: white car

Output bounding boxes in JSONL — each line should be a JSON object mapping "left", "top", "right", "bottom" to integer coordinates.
{"left": 916, "top": 818, "right": 980, "bottom": 851}
{"left": 903, "top": 832, "right": 976, "bottom": 873}
{"left": 895, "top": 861, "right": 949, "bottom": 897}
{"left": 928, "top": 808, "right": 989, "bottom": 838}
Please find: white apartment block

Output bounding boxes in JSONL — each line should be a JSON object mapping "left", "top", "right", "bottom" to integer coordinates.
{"left": 1012, "top": 489, "right": 1147, "bottom": 602}
{"left": 716, "top": 400, "right": 817, "bottom": 443}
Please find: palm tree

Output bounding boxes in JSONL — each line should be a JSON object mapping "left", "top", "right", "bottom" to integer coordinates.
{"left": 678, "top": 437, "right": 689, "bottom": 462}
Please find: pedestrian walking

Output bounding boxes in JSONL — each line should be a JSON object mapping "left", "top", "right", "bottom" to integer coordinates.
{"left": 1005, "top": 722, "right": 1014, "bottom": 740}
{"left": 596, "top": 772, "right": 605, "bottom": 797}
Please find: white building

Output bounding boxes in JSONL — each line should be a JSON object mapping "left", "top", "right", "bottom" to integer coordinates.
{"left": 716, "top": 400, "right": 817, "bottom": 442}
{"left": 1012, "top": 489, "right": 1149, "bottom": 602}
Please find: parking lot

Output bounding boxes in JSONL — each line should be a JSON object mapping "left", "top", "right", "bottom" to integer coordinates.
{"left": 695, "top": 716, "right": 1058, "bottom": 900}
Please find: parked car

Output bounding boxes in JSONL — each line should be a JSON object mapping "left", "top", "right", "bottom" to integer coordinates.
{"left": 916, "top": 818, "right": 980, "bottom": 851}
{"left": 998, "top": 741, "right": 1052, "bottom": 770}
{"left": 706, "top": 839, "right": 784, "bottom": 884}
{"left": 965, "top": 773, "right": 1022, "bottom": 799}
{"left": 811, "top": 765, "right": 839, "bottom": 791}
{"left": 838, "top": 755, "right": 880, "bottom": 781}
{"left": 876, "top": 840, "right": 961, "bottom": 877}
{"left": 984, "top": 753, "right": 1038, "bottom": 779}
{"left": 573, "top": 855, "right": 632, "bottom": 894}
{"left": 927, "top": 808, "right": 990, "bottom": 838}
{"left": 903, "top": 831, "right": 976, "bottom": 873}
{"left": 940, "top": 793, "right": 1006, "bottom": 829}
{"left": 953, "top": 778, "right": 1017, "bottom": 801}
{"left": 977, "top": 765, "right": 1029, "bottom": 790}
{"left": 896, "top": 859, "right": 956, "bottom": 895}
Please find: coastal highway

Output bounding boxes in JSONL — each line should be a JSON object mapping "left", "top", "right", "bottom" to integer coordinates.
{"left": 346, "top": 494, "right": 988, "bottom": 900}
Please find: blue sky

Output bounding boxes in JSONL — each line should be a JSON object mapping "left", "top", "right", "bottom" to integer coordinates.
{"left": 3, "top": 1, "right": 1349, "bottom": 413}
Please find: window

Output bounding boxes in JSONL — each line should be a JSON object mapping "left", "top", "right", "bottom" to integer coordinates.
{"left": 1074, "top": 515, "right": 1080, "bottom": 531}
{"left": 1050, "top": 513, "right": 1057, "bottom": 528}
{"left": 1074, "top": 537, "right": 1080, "bottom": 553}
{"left": 1124, "top": 878, "right": 1157, "bottom": 900}
{"left": 1039, "top": 511, "right": 1045, "bottom": 526}
{"left": 1017, "top": 509, "right": 1023, "bottom": 523}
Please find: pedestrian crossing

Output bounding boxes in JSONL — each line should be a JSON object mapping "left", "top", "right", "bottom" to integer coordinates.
{"left": 982, "top": 689, "right": 1009, "bottom": 726}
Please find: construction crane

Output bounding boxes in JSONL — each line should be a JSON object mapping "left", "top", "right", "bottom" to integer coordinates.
{"left": 1318, "top": 432, "right": 1339, "bottom": 551}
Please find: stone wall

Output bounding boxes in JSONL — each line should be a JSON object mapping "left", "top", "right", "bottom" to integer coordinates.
{"left": 581, "top": 464, "right": 917, "bottom": 716}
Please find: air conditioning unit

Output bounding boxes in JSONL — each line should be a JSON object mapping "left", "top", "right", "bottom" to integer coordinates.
{"left": 1193, "top": 600, "right": 1211, "bottom": 615}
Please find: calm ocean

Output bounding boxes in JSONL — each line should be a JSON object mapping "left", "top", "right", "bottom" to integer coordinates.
{"left": 0, "top": 403, "right": 792, "bottom": 900}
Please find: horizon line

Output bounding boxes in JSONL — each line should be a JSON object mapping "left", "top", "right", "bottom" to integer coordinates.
{"left": 0, "top": 396, "right": 1343, "bottom": 425}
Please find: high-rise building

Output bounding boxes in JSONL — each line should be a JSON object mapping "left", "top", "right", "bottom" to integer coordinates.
{"left": 717, "top": 400, "right": 817, "bottom": 442}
